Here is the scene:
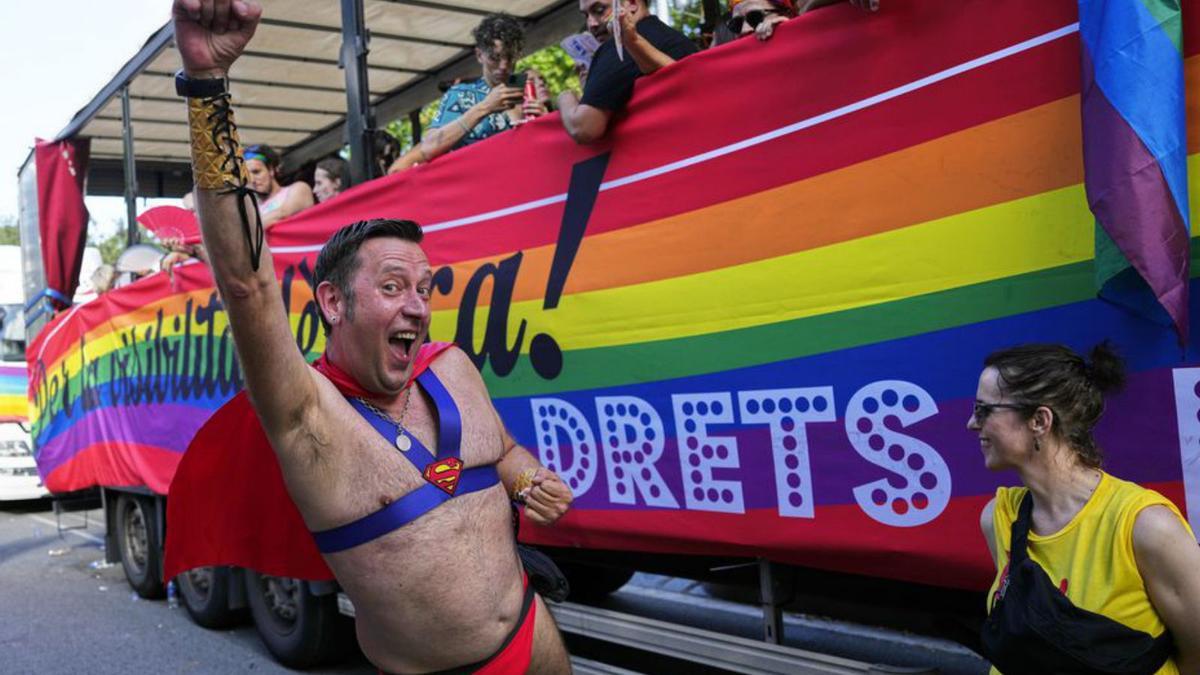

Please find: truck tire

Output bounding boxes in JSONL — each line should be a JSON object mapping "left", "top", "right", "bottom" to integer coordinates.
{"left": 558, "top": 561, "right": 634, "bottom": 602}
{"left": 244, "top": 570, "right": 347, "bottom": 668}
{"left": 178, "top": 566, "right": 245, "bottom": 629}
{"left": 115, "top": 494, "right": 164, "bottom": 598}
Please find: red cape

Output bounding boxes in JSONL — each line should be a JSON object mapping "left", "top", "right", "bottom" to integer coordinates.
{"left": 164, "top": 342, "right": 455, "bottom": 581}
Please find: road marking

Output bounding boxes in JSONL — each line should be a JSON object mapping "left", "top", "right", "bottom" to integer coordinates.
{"left": 26, "top": 513, "right": 105, "bottom": 545}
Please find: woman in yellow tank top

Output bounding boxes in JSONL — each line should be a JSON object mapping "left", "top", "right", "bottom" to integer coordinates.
{"left": 969, "top": 343, "right": 1200, "bottom": 674}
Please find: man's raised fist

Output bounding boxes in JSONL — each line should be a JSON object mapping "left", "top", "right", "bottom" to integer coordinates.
{"left": 173, "top": 0, "right": 262, "bottom": 79}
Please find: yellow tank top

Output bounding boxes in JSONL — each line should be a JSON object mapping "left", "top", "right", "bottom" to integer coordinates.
{"left": 986, "top": 472, "right": 1188, "bottom": 675}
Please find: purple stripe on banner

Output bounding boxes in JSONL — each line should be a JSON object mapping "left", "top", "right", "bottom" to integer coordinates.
{"left": 1081, "top": 48, "right": 1190, "bottom": 339}
{"left": 0, "top": 365, "right": 26, "bottom": 376}
{"left": 557, "top": 369, "right": 1180, "bottom": 512}
{"left": 36, "top": 403, "right": 212, "bottom": 476}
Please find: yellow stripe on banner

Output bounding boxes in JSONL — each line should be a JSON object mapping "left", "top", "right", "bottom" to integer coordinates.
{"left": 1192, "top": 154, "right": 1200, "bottom": 237}
{"left": 430, "top": 184, "right": 1094, "bottom": 352}
{"left": 0, "top": 398, "right": 27, "bottom": 420}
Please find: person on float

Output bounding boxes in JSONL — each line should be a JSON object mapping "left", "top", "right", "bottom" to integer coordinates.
{"left": 168, "top": 1, "right": 574, "bottom": 672}
{"left": 971, "top": 342, "right": 1200, "bottom": 673}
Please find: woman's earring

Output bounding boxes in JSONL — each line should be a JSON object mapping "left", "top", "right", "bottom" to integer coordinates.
{"left": 1033, "top": 437, "right": 1040, "bottom": 452}
{"left": 330, "top": 315, "right": 338, "bottom": 324}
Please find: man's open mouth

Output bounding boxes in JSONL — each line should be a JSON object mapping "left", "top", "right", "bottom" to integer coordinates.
{"left": 389, "top": 331, "right": 418, "bottom": 356}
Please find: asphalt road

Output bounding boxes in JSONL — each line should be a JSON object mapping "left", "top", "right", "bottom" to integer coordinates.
{"left": 1, "top": 498, "right": 989, "bottom": 675}
{"left": 0, "top": 500, "right": 373, "bottom": 675}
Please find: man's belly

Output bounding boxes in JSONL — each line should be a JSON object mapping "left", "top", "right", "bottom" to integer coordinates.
{"left": 324, "top": 485, "right": 526, "bottom": 672}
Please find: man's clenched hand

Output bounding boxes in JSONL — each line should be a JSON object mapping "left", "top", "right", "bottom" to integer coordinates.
{"left": 173, "top": 0, "right": 262, "bottom": 78}
{"left": 521, "top": 468, "right": 574, "bottom": 526}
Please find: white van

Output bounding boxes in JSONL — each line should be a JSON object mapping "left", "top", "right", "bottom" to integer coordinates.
{"left": 0, "top": 245, "right": 47, "bottom": 500}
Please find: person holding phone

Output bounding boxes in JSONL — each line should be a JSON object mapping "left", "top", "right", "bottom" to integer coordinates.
{"left": 415, "top": 13, "right": 548, "bottom": 166}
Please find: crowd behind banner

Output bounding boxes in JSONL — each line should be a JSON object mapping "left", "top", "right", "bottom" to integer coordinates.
{"left": 147, "top": 0, "right": 879, "bottom": 274}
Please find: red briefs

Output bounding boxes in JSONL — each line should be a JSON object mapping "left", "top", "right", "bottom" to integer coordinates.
{"left": 381, "top": 573, "right": 538, "bottom": 675}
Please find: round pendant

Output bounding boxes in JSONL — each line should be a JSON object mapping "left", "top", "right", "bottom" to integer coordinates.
{"left": 395, "top": 433, "right": 412, "bottom": 452}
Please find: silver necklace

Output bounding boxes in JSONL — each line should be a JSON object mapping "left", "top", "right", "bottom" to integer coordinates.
{"left": 356, "top": 389, "right": 414, "bottom": 452}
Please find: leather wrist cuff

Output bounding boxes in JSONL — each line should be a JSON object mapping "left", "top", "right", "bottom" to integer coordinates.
{"left": 188, "top": 95, "right": 249, "bottom": 190}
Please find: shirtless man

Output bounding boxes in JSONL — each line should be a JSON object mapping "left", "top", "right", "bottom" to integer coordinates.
{"left": 172, "top": 1, "right": 574, "bottom": 672}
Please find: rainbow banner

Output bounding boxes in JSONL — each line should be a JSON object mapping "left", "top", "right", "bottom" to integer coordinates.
{"left": 0, "top": 363, "right": 28, "bottom": 423}
{"left": 27, "top": 0, "right": 1200, "bottom": 590}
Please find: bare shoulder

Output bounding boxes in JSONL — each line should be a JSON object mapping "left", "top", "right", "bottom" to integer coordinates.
{"left": 980, "top": 497, "right": 997, "bottom": 532}
{"left": 287, "top": 181, "right": 315, "bottom": 207}
{"left": 1132, "top": 505, "right": 1193, "bottom": 552}
{"left": 980, "top": 497, "right": 998, "bottom": 560}
{"left": 433, "top": 346, "right": 488, "bottom": 392}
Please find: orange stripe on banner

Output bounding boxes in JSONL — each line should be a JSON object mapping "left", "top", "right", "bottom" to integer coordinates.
{"left": 69, "top": 287, "right": 216, "bottom": 352}
{"left": 432, "top": 93, "right": 1086, "bottom": 310}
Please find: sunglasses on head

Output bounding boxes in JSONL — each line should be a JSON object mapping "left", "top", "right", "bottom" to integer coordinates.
{"left": 727, "top": 8, "right": 780, "bottom": 33}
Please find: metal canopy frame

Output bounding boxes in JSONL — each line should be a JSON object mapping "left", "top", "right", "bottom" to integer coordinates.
{"left": 54, "top": 0, "right": 582, "bottom": 199}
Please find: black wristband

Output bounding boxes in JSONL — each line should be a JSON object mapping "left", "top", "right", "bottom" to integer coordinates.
{"left": 175, "top": 69, "right": 228, "bottom": 98}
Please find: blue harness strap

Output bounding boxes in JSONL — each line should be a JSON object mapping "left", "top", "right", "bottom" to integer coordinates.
{"left": 311, "top": 368, "right": 500, "bottom": 554}
{"left": 416, "top": 368, "right": 462, "bottom": 460}
{"left": 311, "top": 466, "right": 499, "bottom": 553}
{"left": 346, "top": 398, "right": 438, "bottom": 467}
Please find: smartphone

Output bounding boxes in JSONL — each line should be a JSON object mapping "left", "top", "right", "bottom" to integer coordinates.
{"left": 507, "top": 72, "right": 528, "bottom": 89}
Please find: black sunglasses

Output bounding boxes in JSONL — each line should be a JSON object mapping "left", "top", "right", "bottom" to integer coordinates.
{"left": 972, "top": 401, "right": 1033, "bottom": 421}
{"left": 727, "top": 9, "right": 780, "bottom": 34}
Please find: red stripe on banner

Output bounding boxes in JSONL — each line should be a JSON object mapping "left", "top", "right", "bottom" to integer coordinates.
{"left": 520, "top": 481, "right": 1186, "bottom": 591}
{"left": 269, "top": 0, "right": 1083, "bottom": 262}
{"left": 43, "top": 443, "right": 180, "bottom": 495}
{"left": 1188, "top": 0, "right": 1200, "bottom": 58}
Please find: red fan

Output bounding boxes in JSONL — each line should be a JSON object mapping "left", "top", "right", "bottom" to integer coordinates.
{"left": 137, "top": 205, "right": 201, "bottom": 245}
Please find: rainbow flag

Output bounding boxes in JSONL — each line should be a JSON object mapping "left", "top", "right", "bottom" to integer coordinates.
{"left": 25, "top": 0, "right": 1200, "bottom": 590}
{"left": 0, "top": 363, "right": 28, "bottom": 423}
{"left": 1081, "top": 0, "right": 1191, "bottom": 341}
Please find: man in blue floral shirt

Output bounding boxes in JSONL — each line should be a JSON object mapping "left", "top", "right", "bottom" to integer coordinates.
{"left": 416, "top": 14, "right": 549, "bottom": 164}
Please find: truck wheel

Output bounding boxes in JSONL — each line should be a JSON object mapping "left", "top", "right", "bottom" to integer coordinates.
{"left": 244, "top": 570, "right": 347, "bottom": 668}
{"left": 558, "top": 561, "right": 634, "bottom": 602}
{"left": 115, "top": 494, "right": 164, "bottom": 598}
{"left": 178, "top": 566, "right": 245, "bottom": 629}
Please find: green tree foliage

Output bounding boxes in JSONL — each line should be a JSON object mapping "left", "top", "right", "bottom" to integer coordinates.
{"left": 670, "top": 0, "right": 706, "bottom": 39}
{"left": 87, "top": 219, "right": 153, "bottom": 266}
{"left": 517, "top": 45, "right": 581, "bottom": 97}
{"left": 386, "top": 98, "right": 442, "bottom": 154}
{"left": 0, "top": 215, "right": 18, "bottom": 246}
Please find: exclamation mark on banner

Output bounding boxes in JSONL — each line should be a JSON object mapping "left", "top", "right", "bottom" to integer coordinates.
{"left": 528, "top": 152, "right": 612, "bottom": 380}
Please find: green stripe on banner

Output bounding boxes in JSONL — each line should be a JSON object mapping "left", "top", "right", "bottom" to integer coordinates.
{"left": 1139, "top": 0, "right": 1184, "bottom": 53}
{"left": 485, "top": 262, "right": 1093, "bottom": 397}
